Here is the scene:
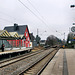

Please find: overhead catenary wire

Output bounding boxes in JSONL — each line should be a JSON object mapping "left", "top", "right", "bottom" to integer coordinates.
{"left": 27, "top": 0, "right": 50, "bottom": 30}
{"left": 18, "top": 0, "right": 66, "bottom": 40}
{"left": 27, "top": 0, "right": 60, "bottom": 31}
{"left": 18, "top": 0, "right": 56, "bottom": 32}
{"left": 0, "top": 18, "right": 13, "bottom": 23}
{"left": 18, "top": 0, "right": 47, "bottom": 25}
{"left": 27, "top": 0, "right": 44, "bottom": 20}
{"left": 0, "top": 11, "right": 25, "bottom": 24}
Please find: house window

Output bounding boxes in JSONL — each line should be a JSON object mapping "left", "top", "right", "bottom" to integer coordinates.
{"left": 28, "top": 43, "right": 29, "bottom": 47}
{"left": 28, "top": 37, "right": 30, "bottom": 41}
{"left": 26, "top": 32, "right": 28, "bottom": 36}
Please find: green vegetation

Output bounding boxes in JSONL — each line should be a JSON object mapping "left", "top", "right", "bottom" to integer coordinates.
{"left": 66, "top": 32, "right": 75, "bottom": 48}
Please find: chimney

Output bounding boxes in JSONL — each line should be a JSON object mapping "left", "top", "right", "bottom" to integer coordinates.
{"left": 14, "top": 23, "right": 18, "bottom": 31}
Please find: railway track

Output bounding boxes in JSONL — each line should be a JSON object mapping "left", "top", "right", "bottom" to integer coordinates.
{"left": 0, "top": 48, "right": 57, "bottom": 75}
{"left": 19, "top": 49, "right": 58, "bottom": 75}
{"left": 0, "top": 50, "right": 44, "bottom": 68}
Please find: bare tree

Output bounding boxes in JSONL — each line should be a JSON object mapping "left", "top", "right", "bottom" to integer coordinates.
{"left": 46, "top": 35, "right": 62, "bottom": 46}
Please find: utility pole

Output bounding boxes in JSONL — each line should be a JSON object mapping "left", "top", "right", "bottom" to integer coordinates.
{"left": 64, "top": 33, "right": 65, "bottom": 45}
{"left": 69, "top": 27, "right": 71, "bottom": 33}
{"left": 37, "top": 28, "right": 39, "bottom": 36}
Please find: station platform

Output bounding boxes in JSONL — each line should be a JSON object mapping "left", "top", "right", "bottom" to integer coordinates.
{"left": 0, "top": 47, "right": 32, "bottom": 60}
{"left": 41, "top": 49, "right": 75, "bottom": 75}
{"left": 0, "top": 47, "right": 32, "bottom": 55}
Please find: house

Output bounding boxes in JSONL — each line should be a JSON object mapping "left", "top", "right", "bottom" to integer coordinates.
{"left": 4, "top": 23, "right": 30, "bottom": 47}
{"left": 30, "top": 33, "right": 37, "bottom": 47}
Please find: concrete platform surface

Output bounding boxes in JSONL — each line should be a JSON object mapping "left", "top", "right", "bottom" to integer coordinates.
{"left": 41, "top": 49, "right": 75, "bottom": 75}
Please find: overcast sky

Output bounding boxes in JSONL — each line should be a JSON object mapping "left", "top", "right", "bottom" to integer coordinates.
{"left": 0, "top": 0, "right": 75, "bottom": 40}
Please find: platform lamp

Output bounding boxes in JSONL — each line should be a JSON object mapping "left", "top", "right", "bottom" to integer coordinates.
{"left": 70, "top": 5, "right": 75, "bottom": 8}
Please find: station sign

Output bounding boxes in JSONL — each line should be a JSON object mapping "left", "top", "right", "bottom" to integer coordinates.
{"left": 73, "top": 23, "right": 75, "bottom": 25}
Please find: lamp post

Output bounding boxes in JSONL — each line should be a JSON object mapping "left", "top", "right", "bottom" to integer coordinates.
{"left": 56, "top": 31, "right": 65, "bottom": 48}
{"left": 56, "top": 31, "right": 65, "bottom": 40}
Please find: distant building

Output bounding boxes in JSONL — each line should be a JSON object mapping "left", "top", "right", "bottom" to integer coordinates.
{"left": 4, "top": 23, "right": 30, "bottom": 47}
{"left": 30, "top": 33, "right": 37, "bottom": 47}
